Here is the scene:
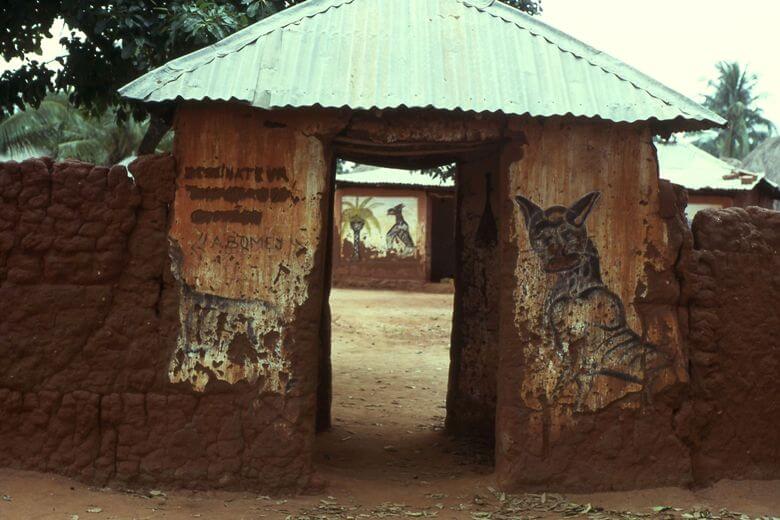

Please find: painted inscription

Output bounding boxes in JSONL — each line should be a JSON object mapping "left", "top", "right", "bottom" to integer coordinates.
{"left": 190, "top": 230, "right": 285, "bottom": 254}
{"left": 515, "top": 191, "right": 669, "bottom": 411}
{"left": 184, "top": 164, "right": 290, "bottom": 182}
{"left": 169, "top": 155, "right": 320, "bottom": 392}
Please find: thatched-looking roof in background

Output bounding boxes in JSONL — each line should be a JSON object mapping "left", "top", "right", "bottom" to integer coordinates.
{"left": 120, "top": 0, "right": 724, "bottom": 132}
{"left": 743, "top": 137, "right": 780, "bottom": 185}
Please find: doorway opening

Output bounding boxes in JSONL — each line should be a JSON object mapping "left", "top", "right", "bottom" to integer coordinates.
{"left": 429, "top": 192, "right": 457, "bottom": 283}
{"left": 315, "top": 147, "right": 498, "bottom": 485}
{"left": 330, "top": 160, "right": 456, "bottom": 289}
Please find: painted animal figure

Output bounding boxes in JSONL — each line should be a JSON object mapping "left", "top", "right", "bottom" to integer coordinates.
{"left": 514, "top": 191, "right": 667, "bottom": 410}
{"left": 386, "top": 204, "right": 415, "bottom": 254}
{"left": 349, "top": 217, "right": 365, "bottom": 259}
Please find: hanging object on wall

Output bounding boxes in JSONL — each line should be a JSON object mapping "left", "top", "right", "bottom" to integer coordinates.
{"left": 514, "top": 191, "right": 670, "bottom": 411}
{"left": 475, "top": 171, "right": 498, "bottom": 249}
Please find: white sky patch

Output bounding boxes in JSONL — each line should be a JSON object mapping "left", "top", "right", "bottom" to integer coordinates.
{"left": 541, "top": 0, "right": 780, "bottom": 128}
{"left": 1, "top": 4, "right": 778, "bottom": 129}
{"left": 0, "top": 19, "right": 69, "bottom": 74}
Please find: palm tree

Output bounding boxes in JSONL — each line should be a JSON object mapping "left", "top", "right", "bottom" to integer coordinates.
{"left": 696, "top": 62, "right": 776, "bottom": 160}
{"left": 0, "top": 96, "right": 69, "bottom": 160}
{"left": 340, "top": 197, "right": 381, "bottom": 259}
{"left": 0, "top": 94, "right": 171, "bottom": 165}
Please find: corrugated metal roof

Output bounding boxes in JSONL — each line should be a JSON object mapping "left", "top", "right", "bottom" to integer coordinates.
{"left": 120, "top": 0, "right": 725, "bottom": 129}
{"left": 337, "top": 165, "right": 455, "bottom": 188}
{"left": 657, "top": 140, "right": 774, "bottom": 191}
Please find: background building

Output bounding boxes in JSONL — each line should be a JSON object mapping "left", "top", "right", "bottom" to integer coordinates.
{"left": 333, "top": 165, "right": 455, "bottom": 288}
{"left": 742, "top": 136, "right": 780, "bottom": 210}
{"left": 657, "top": 140, "right": 780, "bottom": 219}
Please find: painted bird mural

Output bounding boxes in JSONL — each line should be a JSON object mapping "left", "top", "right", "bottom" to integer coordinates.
{"left": 386, "top": 203, "right": 416, "bottom": 255}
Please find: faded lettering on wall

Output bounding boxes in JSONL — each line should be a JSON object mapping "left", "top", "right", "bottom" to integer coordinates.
{"left": 169, "top": 139, "right": 325, "bottom": 392}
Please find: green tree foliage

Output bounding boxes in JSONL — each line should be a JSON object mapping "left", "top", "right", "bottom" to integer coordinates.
{"left": 1, "top": 1, "right": 264, "bottom": 119}
{"left": 502, "top": 0, "right": 542, "bottom": 14}
{"left": 0, "top": 93, "right": 171, "bottom": 164}
{"left": 696, "top": 61, "right": 776, "bottom": 160}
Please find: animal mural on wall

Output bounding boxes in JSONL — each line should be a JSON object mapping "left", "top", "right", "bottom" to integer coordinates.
{"left": 514, "top": 191, "right": 668, "bottom": 410}
{"left": 386, "top": 203, "right": 416, "bottom": 256}
{"left": 339, "top": 196, "right": 420, "bottom": 261}
{"left": 340, "top": 197, "right": 381, "bottom": 259}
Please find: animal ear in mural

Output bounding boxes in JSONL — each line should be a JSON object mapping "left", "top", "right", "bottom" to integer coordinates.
{"left": 514, "top": 191, "right": 669, "bottom": 410}
{"left": 515, "top": 192, "right": 601, "bottom": 273}
{"left": 386, "top": 203, "right": 416, "bottom": 256}
{"left": 340, "top": 197, "right": 381, "bottom": 260}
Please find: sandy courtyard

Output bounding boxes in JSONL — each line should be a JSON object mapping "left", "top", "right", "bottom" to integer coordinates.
{"left": 0, "top": 288, "right": 778, "bottom": 519}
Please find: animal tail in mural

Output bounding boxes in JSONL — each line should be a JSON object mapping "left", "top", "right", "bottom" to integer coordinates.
{"left": 386, "top": 203, "right": 416, "bottom": 255}
{"left": 514, "top": 191, "right": 669, "bottom": 410}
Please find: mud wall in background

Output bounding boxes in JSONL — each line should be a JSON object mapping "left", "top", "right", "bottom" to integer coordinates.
{"left": 684, "top": 206, "right": 780, "bottom": 484}
{"left": 332, "top": 186, "right": 429, "bottom": 286}
{"left": 446, "top": 157, "right": 500, "bottom": 438}
{"left": 496, "top": 121, "right": 692, "bottom": 492}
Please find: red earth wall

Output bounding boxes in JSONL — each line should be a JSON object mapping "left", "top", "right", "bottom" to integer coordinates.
{"left": 496, "top": 124, "right": 693, "bottom": 493}
{"left": 683, "top": 206, "right": 780, "bottom": 484}
{"left": 446, "top": 157, "right": 501, "bottom": 439}
{"left": 0, "top": 155, "right": 315, "bottom": 493}
{"left": 0, "top": 153, "right": 779, "bottom": 494}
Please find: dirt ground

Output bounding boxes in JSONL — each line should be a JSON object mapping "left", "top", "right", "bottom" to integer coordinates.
{"left": 0, "top": 288, "right": 778, "bottom": 519}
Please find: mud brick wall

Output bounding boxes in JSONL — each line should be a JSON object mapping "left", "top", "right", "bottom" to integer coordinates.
{"left": 684, "top": 206, "right": 780, "bottom": 484}
{"left": 0, "top": 155, "right": 316, "bottom": 493}
{"left": 446, "top": 157, "right": 500, "bottom": 439}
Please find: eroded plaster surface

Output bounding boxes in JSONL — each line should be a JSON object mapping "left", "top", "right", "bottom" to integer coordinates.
{"left": 504, "top": 121, "right": 686, "bottom": 416}
{"left": 169, "top": 110, "right": 327, "bottom": 392}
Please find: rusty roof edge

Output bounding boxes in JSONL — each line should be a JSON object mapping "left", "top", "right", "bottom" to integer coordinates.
{"left": 466, "top": 0, "right": 726, "bottom": 128}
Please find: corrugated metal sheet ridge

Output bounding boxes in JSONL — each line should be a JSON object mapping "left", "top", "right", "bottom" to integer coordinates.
{"left": 656, "top": 140, "right": 768, "bottom": 191}
{"left": 119, "top": 0, "right": 352, "bottom": 97}
{"left": 119, "top": 0, "right": 724, "bottom": 128}
{"left": 472, "top": 0, "right": 703, "bottom": 117}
